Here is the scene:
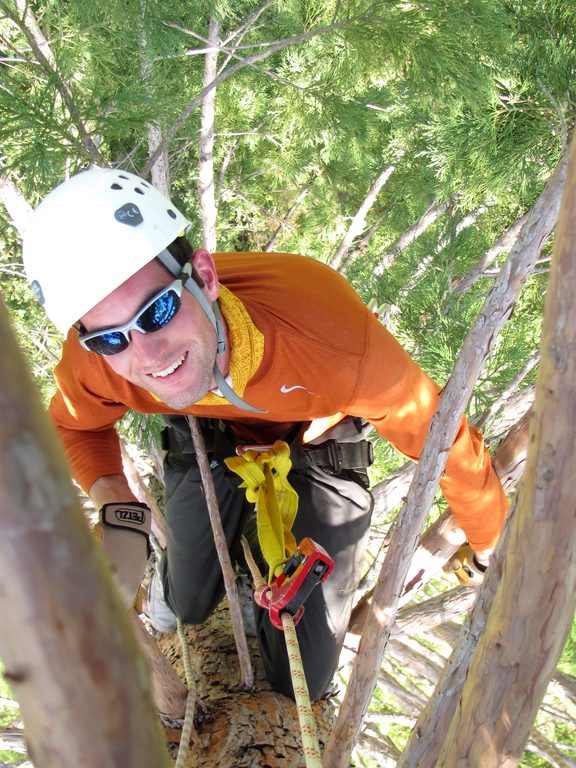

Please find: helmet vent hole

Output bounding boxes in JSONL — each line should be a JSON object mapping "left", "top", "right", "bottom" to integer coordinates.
{"left": 118, "top": 174, "right": 130, "bottom": 180}
{"left": 134, "top": 186, "right": 145, "bottom": 195}
{"left": 111, "top": 183, "right": 123, "bottom": 190}
{"left": 167, "top": 208, "right": 177, "bottom": 219}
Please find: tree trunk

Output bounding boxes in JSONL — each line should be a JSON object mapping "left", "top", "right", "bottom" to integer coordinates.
{"left": 0, "top": 297, "right": 171, "bottom": 768}
{"left": 432, "top": 129, "right": 576, "bottom": 768}
{"left": 158, "top": 604, "right": 336, "bottom": 767}
{"left": 199, "top": 18, "right": 220, "bottom": 252}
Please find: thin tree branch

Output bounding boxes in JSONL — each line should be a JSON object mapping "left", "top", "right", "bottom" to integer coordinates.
{"left": 329, "top": 161, "right": 400, "bottom": 271}
{"left": 219, "top": 0, "right": 275, "bottom": 50}
{"left": 398, "top": 205, "right": 487, "bottom": 302}
{"left": 397, "top": 142, "right": 571, "bottom": 768}
{"left": 264, "top": 176, "right": 316, "bottom": 252}
{"left": 8, "top": 0, "right": 102, "bottom": 164}
{"left": 474, "top": 350, "right": 539, "bottom": 430}
{"left": 0, "top": 173, "right": 33, "bottom": 233}
{"left": 431, "top": 132, "right": 576, "bottom": 768}
{"left": 374, "top": 198, "right": 452, "bottom": 275}
{"left": 215, "top": 137, "right": 240, "bottom": 204}
{"left": 449, "top": 211, "right": 530, "bottom": 300}
{"left": 138, "top": 0, "right": 170, "bottom": 195}
{"left": 186, "top": 416, "right": 254, "bottom": 690}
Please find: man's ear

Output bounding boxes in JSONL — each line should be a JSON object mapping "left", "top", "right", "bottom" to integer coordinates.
{"left": 191, "top": 248, "right": 219, "bottom": 300}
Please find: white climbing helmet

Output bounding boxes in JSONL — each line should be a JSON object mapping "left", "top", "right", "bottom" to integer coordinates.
{"left": 22, "top": 167, "right": 190, "bottom": 332}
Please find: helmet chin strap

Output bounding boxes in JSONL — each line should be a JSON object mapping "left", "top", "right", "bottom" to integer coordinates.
{"left": 157, "top": 249, "right": 267, "bottom": 414}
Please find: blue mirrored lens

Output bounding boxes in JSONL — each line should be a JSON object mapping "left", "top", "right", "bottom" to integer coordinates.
{"left": 100, "top": 332, "right": 127, "bottom": 347}
{"left": 83, "top": 331, "right": 128, "bottom": 355}
{"left": 138, "top": 290, "right": 179, "bottom": 332}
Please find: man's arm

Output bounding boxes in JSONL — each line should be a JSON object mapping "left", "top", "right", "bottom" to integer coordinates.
{"left": 89, "top": 474, "right": 139, "bottom": 509}
{"left": 90, "top": 474, "right": 152, "bottom": 609}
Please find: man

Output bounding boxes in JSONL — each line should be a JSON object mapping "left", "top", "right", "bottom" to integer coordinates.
{"left": 23, "top": 167, "right": 508, "bottom": 701}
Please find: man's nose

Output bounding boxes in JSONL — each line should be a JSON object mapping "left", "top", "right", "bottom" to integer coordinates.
{"left": 128, "top": 327, "right": 169, "bottom": 364}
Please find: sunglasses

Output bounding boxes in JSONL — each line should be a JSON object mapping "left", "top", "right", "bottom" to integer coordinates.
{"left": 78, "top": 277, "right": 185, "bottom": 356}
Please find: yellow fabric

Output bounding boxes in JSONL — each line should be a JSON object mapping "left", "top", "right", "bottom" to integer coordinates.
{"left": 224, "top": 440, "right": 298, "bottom": 580}
{"left": 196, "top": 284, "right": 265, "bottom": 406}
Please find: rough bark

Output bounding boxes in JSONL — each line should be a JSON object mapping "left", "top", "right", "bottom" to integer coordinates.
{"left": 0, "top": 296, "right": 170, "bottom": 768}
{"left": 432, "top": 130, "right": 576, "bottom": 768}
{"left": 322, "top": 143, "right": 569, "bottom": 768}
{"left": 158, "top": 604, "right": 336, "bottom": 767}
{"left": 491, "top": 406, "right": 532, "bottom": 493}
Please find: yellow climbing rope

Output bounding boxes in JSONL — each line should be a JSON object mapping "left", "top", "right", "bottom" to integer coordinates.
{"left": 241, "top": 538, "right": 324, "bottom": 768}
{"left": 224, "top": 440, "right": 298, "bottom": 580}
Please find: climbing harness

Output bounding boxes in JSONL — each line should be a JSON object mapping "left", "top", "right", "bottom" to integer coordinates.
{"left": 170, "top": 421, "right": 370, "bottom": 767}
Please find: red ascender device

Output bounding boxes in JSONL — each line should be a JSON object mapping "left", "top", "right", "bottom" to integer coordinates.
{"left": 255, "top": 537, "right": 335, "bottom": 630}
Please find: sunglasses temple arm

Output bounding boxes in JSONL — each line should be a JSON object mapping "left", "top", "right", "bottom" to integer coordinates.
{"left": 157, "top": 249, "right": 226, "bottom": 355}
{"left": 158, "top": 248, "right": 266, "bottom": 413}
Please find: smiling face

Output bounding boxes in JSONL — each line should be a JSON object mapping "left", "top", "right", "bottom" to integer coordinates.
{"left": 79, "top": 249, "right": 229, "bottom": 409}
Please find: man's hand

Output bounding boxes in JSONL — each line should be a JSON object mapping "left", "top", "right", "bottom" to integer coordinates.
{"left": 444, "top": 543, "right": 488, "bottom": 587}
{"left": 98, "top": 502, "right": 152, "bottom": 609}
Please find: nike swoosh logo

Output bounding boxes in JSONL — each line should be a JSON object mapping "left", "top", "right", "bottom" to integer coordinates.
{"left": 280, "top": 384, "right": 315, "bottom": 395}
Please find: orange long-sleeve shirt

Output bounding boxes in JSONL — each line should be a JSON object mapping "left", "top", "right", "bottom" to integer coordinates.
{"left": 50, "top": 252, "right": 507, "bottom": 551}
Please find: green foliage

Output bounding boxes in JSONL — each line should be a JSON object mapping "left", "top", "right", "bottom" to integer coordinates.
{"left": 0, "top": 660, "right": 21, "bottom": 764}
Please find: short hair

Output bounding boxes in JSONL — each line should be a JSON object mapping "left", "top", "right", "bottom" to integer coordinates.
{"left": 165, "top": 236, "right": 205, "bottom": 288}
